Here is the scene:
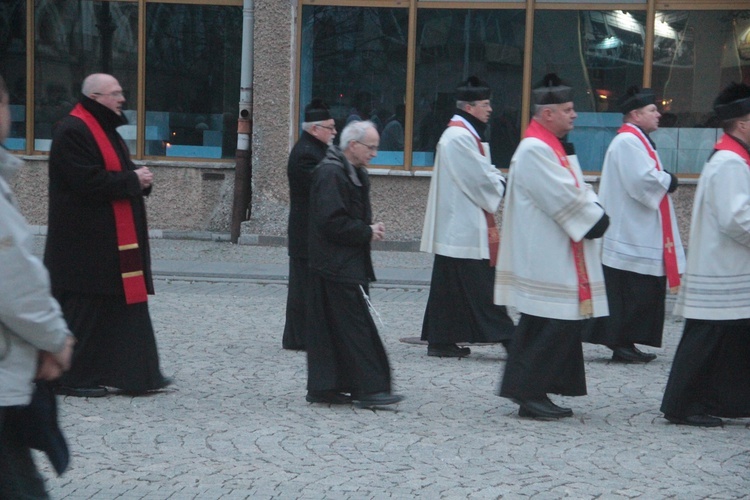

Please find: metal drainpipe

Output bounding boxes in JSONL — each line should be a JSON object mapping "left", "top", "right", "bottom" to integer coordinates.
{"left": 231, "top": 0, "right": 254, "bottom": 243}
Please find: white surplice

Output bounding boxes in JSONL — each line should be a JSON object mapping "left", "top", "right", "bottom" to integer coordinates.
{"left": 420, "top": 115, "right": 506, "bottom": 260}
{"left": 494, "top": 137, "right": 609, "bottom": 320}
{"left": 674, "top": 149, "right": 750, "bottom": 320}
{"left": 599, "top": 127, "right": 686, "bottom": 276}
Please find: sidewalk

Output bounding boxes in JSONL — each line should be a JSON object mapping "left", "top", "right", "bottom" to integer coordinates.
{"left": 29, "top": 236, "right": 745, "bottom": 499}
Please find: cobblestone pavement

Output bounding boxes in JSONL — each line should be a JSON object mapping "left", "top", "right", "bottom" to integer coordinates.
{"left": 29, "top": 239, "right": 750, "bottom": 499}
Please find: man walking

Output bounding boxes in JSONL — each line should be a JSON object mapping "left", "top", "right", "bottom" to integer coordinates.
{"left": 495, "top": 74, "right": 610, "bottom": 419}
{"left": 306, "top": 120, "right": 403, "bottom": 409}
{"left": 283, "top": 99, "right": 336, "bottom": 350}
{"left": 45, "top": 73, "right": 170, "bottom": 397}
{"left": 661, "top": 82, "right": 750, "bottom": 427}
{"left": 420, "top": 76, "right": 514, "bottom": 358}
{"left": 584, "top": 85, "right": 684, "bottom": 363}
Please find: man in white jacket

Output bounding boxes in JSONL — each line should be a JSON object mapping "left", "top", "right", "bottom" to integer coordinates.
{"left": 0, "top": 74, "right": 74, "bottom": 498}
{"left": 420, "top": 76, "right": 514, "bottom": 358}
{"left": 661, "top": 82, "right": 750, "bottom": 427}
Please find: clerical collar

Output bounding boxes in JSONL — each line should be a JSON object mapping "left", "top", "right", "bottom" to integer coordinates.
{"left": 727, "top": 133, "right": 750, "bottom": 155}
{"left": 455, "top": 109, "right": 487, "bottom": 140}
{"left": 625, "top": 122, "right": 657, "bottom": 150}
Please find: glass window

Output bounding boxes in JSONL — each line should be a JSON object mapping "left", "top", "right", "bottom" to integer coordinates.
{"left": 299, "top": 5, "right": 408, "bottom": 167}
{"left": 651, "top": 10, "right": 750, "bottom": 174}
{"left": 0, "top": 0, "right": 26, "bottom": 150}
{"left": 34, "top": 0, "right": 138, "bottom": 152}
{"left": 533, "top": 10, "right": 647, "bottom": 172}
{"left": 414, "top": 8, "right": 525, "bottom": 168}
{"left": 145, "top": 3, "right": 242, "bottom": 159}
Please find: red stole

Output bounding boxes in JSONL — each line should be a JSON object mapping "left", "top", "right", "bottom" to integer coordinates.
{"left": 447, "top": 119, "right": 499, "bottom": 266}
{"left": 714, "top": 133, "right": 750, "bottom": 168}
{"left": 70, "top": 104, "right": 148, "bottom": 304}
{"left": 524, "top": 119, "right": 593, "bottom": 316}
{"left": 618, "top": 123, "right": 680, "bottom": 293}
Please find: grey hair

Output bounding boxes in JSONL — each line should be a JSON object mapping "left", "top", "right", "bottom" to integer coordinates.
{"left": 339, "top": 120, "right": 376, "bottom": 151}
{"left": 456, "top": 100, "right": 475, "bottom": 110}
{"left": 302, "top": 120, "right": 325, "bottom": 133}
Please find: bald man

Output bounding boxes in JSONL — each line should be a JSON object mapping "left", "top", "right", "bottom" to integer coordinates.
{"left": 45, "top": 73, "right": 170, "bottom": 397}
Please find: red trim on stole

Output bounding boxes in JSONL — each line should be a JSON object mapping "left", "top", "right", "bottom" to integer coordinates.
{"left": 70, "top": 104, "right": 148, "bottom": 304}
{"left": 524, "top": 120, "right": 593, "bottom": 316}
{"left": 447, "top": 120, "right": 500, "bottom": 266}
{"left": 618, "top": 123, "right": 680, "bottom": 292}
{"left": 714, "top": 133, "right": 750, "bottom": 168}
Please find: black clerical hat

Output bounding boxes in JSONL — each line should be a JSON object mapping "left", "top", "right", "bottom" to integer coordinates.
{"left": 618, "top": 86, "right": 656, "bottom": 114}
{"left": 532, "top": 73, "right": 573, "bottom": 105}
{"left": 304, "top": 98, "right": 332, "bottom": 122}
{"left": 456, "top": 76, "right": 492, "bottom": 102}
{"left": 714, "top": 82, "right": 750, "bottom": 121}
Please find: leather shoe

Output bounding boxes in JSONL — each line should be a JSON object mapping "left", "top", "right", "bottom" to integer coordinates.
{"left": 354, "top": 392, "right": 404, "bottom": 409}
{"left": 665, "top": 414, "right": 723, "bottom": 428}
{"left": 517, "top": 398, "right": 573, "bottom": 418}
{"left": 54, "top": 385, "right": 108, "bottom": 398}
{"left": 611, "top": 345, "right": 656, "bottom": 363}
{"left": 306, "top": 391, "right": 353, "bottom": 405}
{"left": 427, "top": 343, "right": 470, "bottom": 358}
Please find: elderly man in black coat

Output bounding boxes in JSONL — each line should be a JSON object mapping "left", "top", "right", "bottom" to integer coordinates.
{"left": 45, "top": 73, "right": 170, "bottom": 397}
{"left": 283, "top": 99, "right": 337, "bottom": 350}
{"left": 305, "top": 120, "right": 404, "bottom": 409}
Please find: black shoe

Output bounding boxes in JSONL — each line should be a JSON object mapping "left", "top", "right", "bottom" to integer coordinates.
{"left": 154, "top": 377, "right": 173, "bottom": 390}
{"left": 611, "top": 345, "right": 655, "bottom": 363}
{"left": 427, "top": 343, "right": 471, "bottom": 358}
{"left": 517, "top": 398, "right": 573, "bottom": 418}
{"left": 632, "top": 346, "right": 657, "bottom": 362}
{"left": 306, "top": 391, "right": 353, "bottom": 405}
{"left": 54, "top": 385, "right": 108, "bottom": 398}
{"left": 354, "top": 392, "right": 404, "bottom": 409}
{"left": 665, "top": 414, "right": 723, "bottom": 428}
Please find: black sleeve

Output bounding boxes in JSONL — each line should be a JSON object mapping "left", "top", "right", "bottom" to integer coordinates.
{"left": 584, "top": 212, "right": 609, "bottom": 240}
{"left": 667, "top": 171, "right": 678, "bottom": 193}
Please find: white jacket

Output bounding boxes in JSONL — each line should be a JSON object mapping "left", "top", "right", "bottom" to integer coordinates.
{"left": 0, "top": 148, "right": 70, "bottom": 406}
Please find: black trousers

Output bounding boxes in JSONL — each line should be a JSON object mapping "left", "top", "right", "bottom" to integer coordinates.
{"left": 0, "top": 408, "right": 49, "bottom": 500}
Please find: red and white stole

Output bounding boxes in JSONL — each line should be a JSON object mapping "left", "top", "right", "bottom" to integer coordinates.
{"left": 524, "top": 119, "right": 592, "bottom": 316}
{"left": 70, "top": 104, "right": 148, "bottom": 304}
{"left": 447, "top": 119, "right": 500, "bottom": 267}
{"left": 618, "top": 123, "right": 680, "bottom": 293}
{"left": 714, "top": 133, "right": 750, "bottom": 168}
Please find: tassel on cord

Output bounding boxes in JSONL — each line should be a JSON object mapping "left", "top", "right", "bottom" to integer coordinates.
{"left": 579, "top": 299, "right": 593, "bottom": 318}
{"left": 360, "top": 285, "right": 385, "bottom": 328}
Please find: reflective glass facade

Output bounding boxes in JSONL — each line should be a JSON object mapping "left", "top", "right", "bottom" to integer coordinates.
{"left": 298, "top": 2, "right": 750, "bottom": 173}
{"left": 2, "top": 0, "right": 241, "bottom": 159}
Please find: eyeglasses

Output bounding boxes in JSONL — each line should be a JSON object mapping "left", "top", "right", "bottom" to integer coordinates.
{"left": 355, "top": 140, "right": 378, "bottom": 152}
{"left": 316, "top": 124, "right": 336, "bottom": 132}
{"left": 92, "top": 91, "right": 125, "bottom": 98}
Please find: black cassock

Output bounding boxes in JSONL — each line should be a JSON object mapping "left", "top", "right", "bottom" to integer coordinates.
{"left": 499, "top": 314, "right": 587, "bottom": 400}
{"left": 583, "top": 265, "right": 666, "bottom": 348}
{"left": 661, "top": 318, "right": 750, "bottom": 419}
{"left": 421, "top": 254, "right": 515, "bottom": 345}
